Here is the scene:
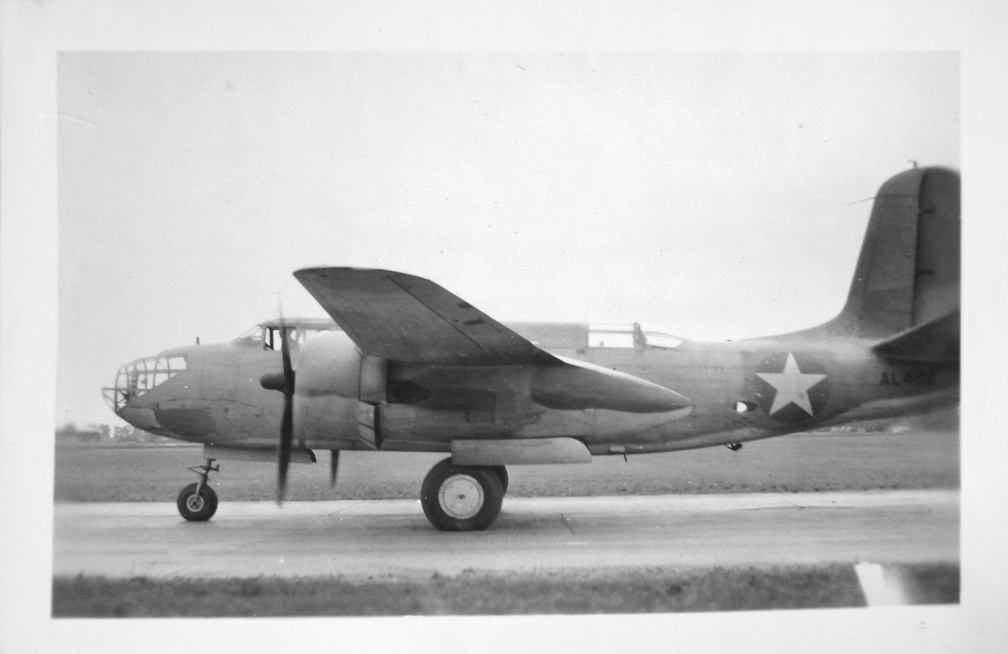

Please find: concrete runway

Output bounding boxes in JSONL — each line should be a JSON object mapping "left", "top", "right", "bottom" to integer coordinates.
{"left": 52, "top": 490, "right": 958, "bottom": 578}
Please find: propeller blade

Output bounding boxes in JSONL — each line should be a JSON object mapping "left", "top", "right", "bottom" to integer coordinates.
{"left": 280, "top": 323, "right": 294, "bottom": 389}
{"left": 276, "top": 321, "right": 296, "bottom": 505}
{"left": 276, "top": 389, "right": 293, "bottom": 505}
{"left": 330, "top": 450, "right": 340, "bottom": 488}
{"left": 278, "top": 320, "right": 308, "bottom": 452}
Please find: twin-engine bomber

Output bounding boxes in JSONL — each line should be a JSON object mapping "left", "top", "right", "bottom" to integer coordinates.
{"left": 105, "top": 167, "right": 960, "bottom": 531}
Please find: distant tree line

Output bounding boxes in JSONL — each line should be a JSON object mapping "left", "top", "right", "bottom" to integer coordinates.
{"left": 55, "top": 422, "right": 173, "bottom": 444}
{"left": 813, "top": 406, "right": 958, "bottom": 434}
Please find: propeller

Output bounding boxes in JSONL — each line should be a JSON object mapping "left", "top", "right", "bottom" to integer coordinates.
{"left": 259, "top": 319, "right": 297, "bottom": 505}
{"left": 260, "top": 318, "right": 341, "bottom": 500}
{"left": 277, "top": 320, "right": 297, "bottom": 504}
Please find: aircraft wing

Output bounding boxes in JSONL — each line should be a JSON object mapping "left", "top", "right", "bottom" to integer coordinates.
{"left": 294, "top": 268, "right": 557, "bottom": 365}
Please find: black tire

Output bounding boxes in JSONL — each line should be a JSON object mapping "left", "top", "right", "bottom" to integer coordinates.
{"left": 491, "top": 465, "right": 509, "bottom": 495}
{"left": 420, "top": 458, "right": 503, "bottom": 531}
{"left": 176, "top": 482, "right": 218, "bottom": 522}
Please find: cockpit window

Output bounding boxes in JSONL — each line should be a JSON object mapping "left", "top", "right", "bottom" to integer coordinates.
{"left": 235, "top": 325, "right": 265, "bottom": 344}
{"left": 264, "top": 326, "right": 328, "bottom": 351}
{"left": 236, "top": 322, "right": 338, "bottom": 350}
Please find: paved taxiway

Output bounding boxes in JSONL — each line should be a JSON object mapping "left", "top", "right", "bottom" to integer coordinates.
{"left": 52, "top": 490, "right": 958, "bottom": 578}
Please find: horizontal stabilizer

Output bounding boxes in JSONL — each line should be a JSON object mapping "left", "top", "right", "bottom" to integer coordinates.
{"left": 871, "top": 309, "right": 959, "bottom": 363}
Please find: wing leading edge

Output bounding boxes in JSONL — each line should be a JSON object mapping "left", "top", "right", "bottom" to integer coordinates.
{"left": 294, "top": 268, "right": 556, "bottom": 365}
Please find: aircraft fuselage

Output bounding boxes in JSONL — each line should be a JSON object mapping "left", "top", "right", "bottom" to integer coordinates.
{"left": 113, "top": 324, "right": 958, "bottom": 456}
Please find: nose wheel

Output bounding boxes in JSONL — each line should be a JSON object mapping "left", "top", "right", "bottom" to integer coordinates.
{"left": 420, "top": 458, "right": 504, "bottom": 531}
{"left": 177, "top": 482, "right": 218, "bottom": 521}
{"left": 177, "top": 458, "right": 220, "bottom": 521}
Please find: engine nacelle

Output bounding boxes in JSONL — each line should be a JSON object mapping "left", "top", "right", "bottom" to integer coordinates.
{"left": 295, "top": 331, "right": 386, "bottom": 402}
{"left": 293, "top": 331, "right": 386, "bottom": 447}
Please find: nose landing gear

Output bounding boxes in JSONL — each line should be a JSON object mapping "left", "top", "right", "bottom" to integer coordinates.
{"left": 177, "top": 458, "right": 220, "bottom": 521}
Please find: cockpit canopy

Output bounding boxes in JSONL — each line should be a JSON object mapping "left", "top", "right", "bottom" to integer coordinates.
{"left": 588, "top": 323, "right": 683, "bottom": 349}
{"left": 234, "top": 318, "right": 341, "bottom": 351}
{"left": 233, "top": 319, "right": 682, "bottom": 354}
{"left": 509, "top": 322, "right": 683, "bottom": 351}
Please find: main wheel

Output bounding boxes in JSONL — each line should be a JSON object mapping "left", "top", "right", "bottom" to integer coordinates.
{"left": 420, "top": 458, "right": 503, "bottom": 531}
{"left": 491, "top": 465, "right": 509, "bottom": 494}
{"left": 176, "top": 483, "right": 218, "bottom": 522}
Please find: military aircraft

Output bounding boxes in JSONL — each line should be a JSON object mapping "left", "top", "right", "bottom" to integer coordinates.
{"left": 104, "top": 166, "right": 959, "bottom": 531}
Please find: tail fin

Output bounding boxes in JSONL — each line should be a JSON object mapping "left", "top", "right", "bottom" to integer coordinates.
{"left": 829, "top": 166, "right": 960, "bottom": 339}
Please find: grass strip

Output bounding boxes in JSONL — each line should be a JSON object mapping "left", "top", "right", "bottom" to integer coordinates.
{"left": 50, "top": 564, "right": 954, "bottom": 617}
{"left": 53, "top": 431, "right": 960, "bottom": 503}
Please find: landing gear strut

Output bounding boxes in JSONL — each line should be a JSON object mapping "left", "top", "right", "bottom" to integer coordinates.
{"left": 177, "top": 458, "right": 219, "bottom": 521}
{"left": 420, "top": 458, "right": 504, "bottom": 531}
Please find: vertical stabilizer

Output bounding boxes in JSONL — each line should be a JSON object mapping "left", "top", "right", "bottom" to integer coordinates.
{"left": 830, "top": 167, "right": 960, "bottom": 339}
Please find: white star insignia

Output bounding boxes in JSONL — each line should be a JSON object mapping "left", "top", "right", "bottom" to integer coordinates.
{"left": 756, "top": 352, "right": 827, "bottom": 416}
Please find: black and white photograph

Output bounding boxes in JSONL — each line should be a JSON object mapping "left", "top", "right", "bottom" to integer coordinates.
{"left": 2, "top": 2, "right": 1006, "bottom": 653}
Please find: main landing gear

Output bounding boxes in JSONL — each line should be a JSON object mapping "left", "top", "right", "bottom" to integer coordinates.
{"left": 177, "top": 458, "right": 219, "bottom": 521}
{"left": 420, "top": 458, "right": 508, "bottom": 531}
{"left": 172, "top": 455, "right": 508, "bottom": 531}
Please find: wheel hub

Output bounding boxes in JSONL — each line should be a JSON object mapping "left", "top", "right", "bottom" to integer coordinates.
{"left": 186, "top": 494, "right": 205, "bottom": 512}
{"left": 438, "top": 474, "right": 484, "bottom": 519}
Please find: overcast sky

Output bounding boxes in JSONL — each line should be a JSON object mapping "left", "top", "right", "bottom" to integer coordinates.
{"left": 56, "top": 51, "right": 959, "bottom": 427}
